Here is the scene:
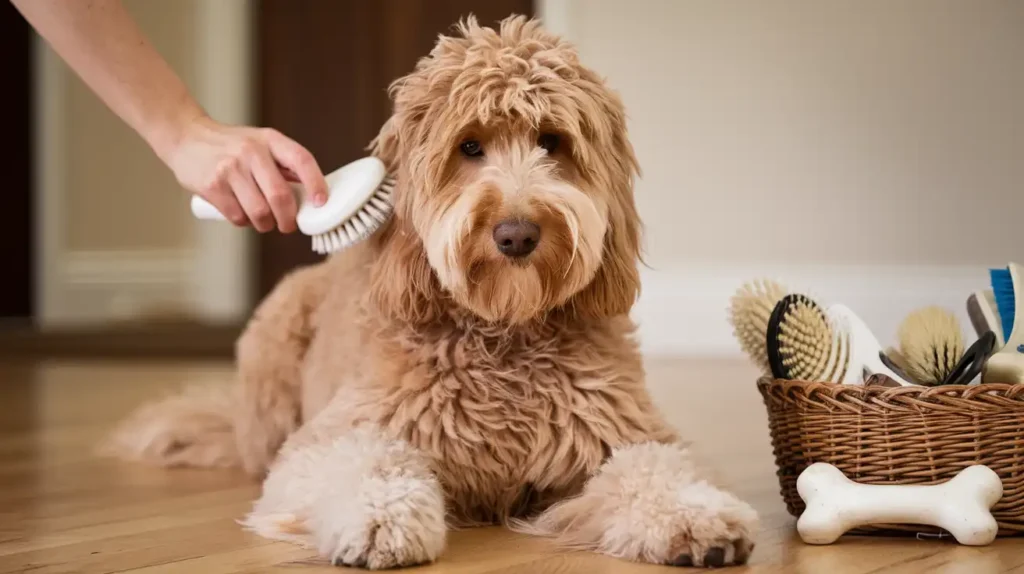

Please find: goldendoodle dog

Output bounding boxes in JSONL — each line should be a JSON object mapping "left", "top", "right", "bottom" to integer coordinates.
{"left": 105, "top": 15, "right": 759, "bottom": 570}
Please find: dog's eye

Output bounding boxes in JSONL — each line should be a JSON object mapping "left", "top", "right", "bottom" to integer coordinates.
{"left": 537, "top": 133, "right": 560, "bottom": 153}
{"left": 460, "top": 140, "right": 483, "bottom": 157}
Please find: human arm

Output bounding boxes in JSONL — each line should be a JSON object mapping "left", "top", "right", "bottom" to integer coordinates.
{"left": 10, "top": 0, "right": 328, "bottom": 232}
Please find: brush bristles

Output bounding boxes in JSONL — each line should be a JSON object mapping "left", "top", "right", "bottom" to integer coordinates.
{"left": 728, "top": 279, "right": 787, "bottom": 374}
{"left": 776, "top": 295, "right": 848, "bottom": 382}
{"left": 311, "top": 178, "right": 395, "bottom": 255}
{"left": 896, "top": 306, "right": 963, "bottom": 385}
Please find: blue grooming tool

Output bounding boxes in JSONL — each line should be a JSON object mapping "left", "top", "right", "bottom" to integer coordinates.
{"left": 982, "top": 264, "right": 1024, "bottom": 383}
{"left": 990, "top": 267, "right": 1015, "bottom": 344}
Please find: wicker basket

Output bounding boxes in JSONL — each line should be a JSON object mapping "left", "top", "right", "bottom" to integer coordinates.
{"left": 757, "top": 376, "right": 1024, "bottom": 537}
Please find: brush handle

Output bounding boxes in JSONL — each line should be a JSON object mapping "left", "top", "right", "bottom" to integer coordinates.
{"left": 190, "top": 195, "right": 228, "bottom": 221}
{"left": 828, "top": 304, "right": 914, "bottom": 386}
{"left": 878, "top": 351, "right": 917, "bottom": 384}
{"left": 966, "top": 291, "right": 1005, "bottom": 353}
{"left": 983, "top": 263, "right": 1024, "bottom": 383}
{"left": 189, "top": 180, "right": 305, "bottom": 222}
{"left": 942, "top": 331, "right": 996, "bottom": 386}
{"left": 862, "top": 345, "right": 914, "bottom": 386}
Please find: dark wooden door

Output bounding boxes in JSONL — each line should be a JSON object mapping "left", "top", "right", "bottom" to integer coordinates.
{"left": 1, "top": 1, "right": 34, "bottom": 322}
{"left": 255, "top": 0, "right": 533, "bottom": 300}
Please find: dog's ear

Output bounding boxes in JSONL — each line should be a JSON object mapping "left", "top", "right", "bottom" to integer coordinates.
{"left": 369, "top": 115, "right": 402, "bottom": 172}
{"left": 369, "top": 65, "right": 426, "bottom": 170}
{"left": 367, "top": 68, "right": 447, "bottom": 324}
{"left": 567, "top": 91, "right": 643, "bottom": 320}
{"left": 368, "top": 219, "right": 445, "bottom": 325}
{"left": 570, "top": 197, "right": 642, "bottom": 319}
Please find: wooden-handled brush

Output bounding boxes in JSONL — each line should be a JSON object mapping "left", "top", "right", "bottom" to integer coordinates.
{"left": 728, "top": 279, "right": 788, "bottom": 375}
{"left": 892, "top": 306, "right": 964, "bottom": 385}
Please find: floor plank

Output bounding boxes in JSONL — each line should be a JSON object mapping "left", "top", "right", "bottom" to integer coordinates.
{"left": 0, "top": 358, "right": 1021, "bottom": 573}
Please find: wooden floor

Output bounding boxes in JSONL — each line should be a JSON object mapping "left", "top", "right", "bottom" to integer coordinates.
{"left": 1, "top": 358, "right": 1022, "bottom": 573}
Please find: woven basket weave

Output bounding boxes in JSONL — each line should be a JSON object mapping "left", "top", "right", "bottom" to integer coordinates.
{"left": 757, "top": 377, "right": 1024, "bottom": 537}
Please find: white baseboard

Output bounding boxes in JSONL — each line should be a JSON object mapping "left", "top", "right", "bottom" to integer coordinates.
{"left": 50, "top": 250, "right": 198, "bottom": 326}
{"left": 45, "top": 254, "right": 993, "bottom": 351}
{"left": 633, "top": 263, "right": 991, "bottom": 357}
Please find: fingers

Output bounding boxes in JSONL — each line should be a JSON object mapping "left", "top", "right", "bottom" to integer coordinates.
{"left": 204, "top": 183, "right": 249, "bottom": 227}
{"left": 264, "top": 129, "right": 328, "bottom": 206}
{"left": 230, "top": 168, "right": 275, "bottom": 233}
{"left": 252, "top": 150, "right": 299, "bottom": 233}
{"left": 177, "top": 123, "right": 320, "bottom": 233}
{"left": 279, "top": 166, "right": 300, "bottom": 183}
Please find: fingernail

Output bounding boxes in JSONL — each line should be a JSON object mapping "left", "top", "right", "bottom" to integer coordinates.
{"left": 316, "top": 193, "right": 327, "bottom": 206}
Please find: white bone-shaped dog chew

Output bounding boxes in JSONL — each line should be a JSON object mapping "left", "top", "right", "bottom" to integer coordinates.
{"left": 796, "top": 462, "right": 1003, "bottom": 546}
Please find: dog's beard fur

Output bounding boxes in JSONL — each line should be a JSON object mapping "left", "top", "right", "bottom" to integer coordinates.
{"left": 421, "top": 136, "right": 608, "bottom": 324}
{"left": 369, "top": 16, "right": 643, "bottom": 327}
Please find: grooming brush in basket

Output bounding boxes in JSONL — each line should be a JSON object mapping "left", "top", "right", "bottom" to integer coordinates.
{"left": 191, "top": 156, "right": 395, "bottom": 255}
{"left": 728, "top": 279, "right": 788, "bottom": 374}
{"left": 890, "top": 329, "right": 997, "bottom": 387}
{"left": 766, "top": 294, "right": 913, "bottom": 385}
{"left": 983, "top": 263, "right": 1024, "bottom": 383}
{"left": 967, "top": 289, "right": 1004, "bottom": 352}
{"left": 765, "top": 293, "right": 851, "bottom": 383}
{"left": 892, "top": 306, "right": 964, "bottom": 385}
{"left": 827, "top": 304, "right": 914, "bottom": 386}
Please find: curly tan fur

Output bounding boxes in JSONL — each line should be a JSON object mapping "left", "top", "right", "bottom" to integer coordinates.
{"left": 102, "top": 15, "right": 758, "bottom": 569}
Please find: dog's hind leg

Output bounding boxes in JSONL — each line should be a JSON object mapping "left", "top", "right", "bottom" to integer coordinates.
{"left": 99, "top": 264, "right": 328, "bottom": 474}
{"left": 99, "top": 381, "right": 243, "bottom": 469}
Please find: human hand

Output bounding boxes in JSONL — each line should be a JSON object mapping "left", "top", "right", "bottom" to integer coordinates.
{"left": 163, "top": 115, "right": 329, "bottom": 233}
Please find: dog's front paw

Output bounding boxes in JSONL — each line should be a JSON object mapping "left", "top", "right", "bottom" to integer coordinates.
{"left": 525, "top": 442, "right": 758, "bottom": 568}
{"left": 310, "top": 468, "right": 447, "bottom": 569}
{"left": 656, "top": 481, "right": 758, "bottom": 568}
{"left": 243, "top": 430, "right": 447, "bottom": 570}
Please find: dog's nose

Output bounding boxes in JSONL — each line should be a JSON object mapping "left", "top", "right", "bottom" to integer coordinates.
{"left": 493, "top": 219, "right": 540, "bottom": 257}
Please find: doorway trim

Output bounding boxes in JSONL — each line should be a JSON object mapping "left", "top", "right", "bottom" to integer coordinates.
{"left": 32, "top": 0, "right": 255, "bottom": 328}
{"left": 536, "top": 0, "right": 573, "bottom": 38}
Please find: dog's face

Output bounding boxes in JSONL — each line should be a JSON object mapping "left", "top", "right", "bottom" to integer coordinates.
{"left": 370, "top": 16, "right": 641, "bottom": 325}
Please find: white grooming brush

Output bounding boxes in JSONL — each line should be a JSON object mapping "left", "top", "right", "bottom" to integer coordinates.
{"left": 190, "top": 156, "right": 395, "bottom": 254}
{"left": 827, "top": 303, "right": 914, "bottom": 386}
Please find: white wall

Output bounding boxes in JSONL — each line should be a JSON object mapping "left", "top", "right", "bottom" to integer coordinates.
{"left": 541, "top": 0, "right": 1024, "bottom": 355}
